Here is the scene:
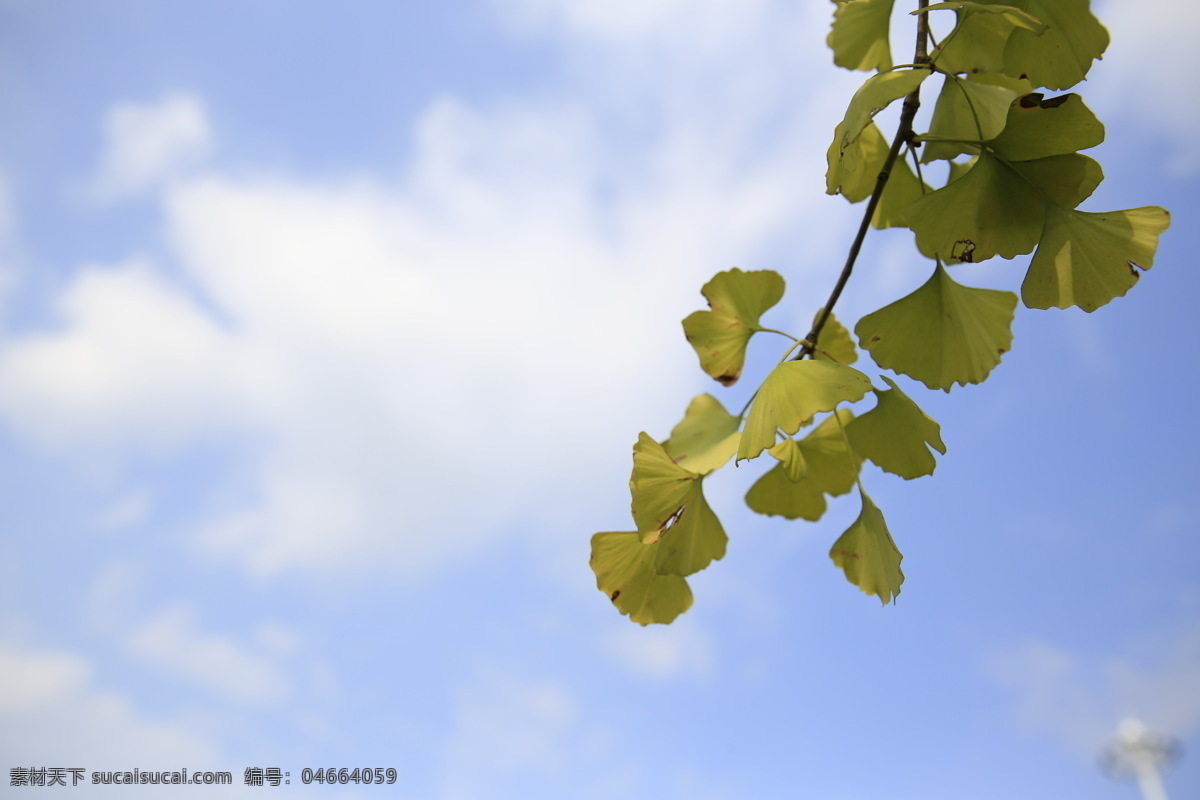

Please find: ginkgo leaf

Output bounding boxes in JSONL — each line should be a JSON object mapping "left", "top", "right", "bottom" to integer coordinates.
{"left": 987, "top": 93, "right": 1104, "bottom": 161}
{"left": 829, "top": 488, "right": 904, "bottom": 605}
{"left": 745, "top": 410, "right": 862, "bottom": 521}
{"left": 630, "top": 433, "right": 727, "bottom": 576}
{"left": 921, "top": 74, "right": 1020, "bottom": 163}
{"left": 738, "top": 361, "right": 872, "bottom": 462}
{"left": 768, "top": 436, "right": 808, "bottom": 482}
{"left": 1022, "top": 205, "right": 1171, "bottom": 312}
{"left": 1009, "top": 153, "right": 1103, "bottom": 209}
{"left": 828, "top": 120, "right": 891, "bottom": 203}
{"left": 856, "top": 263, "right": 1017, "bottom": 391}
{"left": 827, "top": 69, "right": 930, "bottom": 198}
{"left": 919, "top": 2, "right": 1047, "bottom": 34}
{"left": 590, "top": 531, "right": 693, "bottom": 626}
{"left": 663, "top": 394, "right": 741, "bottom": 476}
{"left": 928, "top": 3, "right": 1035, "bottom": 75}
{"left": 1003, "top": 0, "right": 1109, "bottom": 90}
{"left": 812, "top": 310, "right": 858, "bottom": 365}
{"left": 872, "top": 149, "right": 929, "bottom": 229}
{"left": 828, "top": 0, "right": 896, "bottom": 73}
{"left": 683, "top": 268, "right": 785, "bottom": 386}
{"left": 847, "top": 375, "right": 946, "bottom": 479}
{"left": 904, "top": 152, "right": 1046, "bottom": 262}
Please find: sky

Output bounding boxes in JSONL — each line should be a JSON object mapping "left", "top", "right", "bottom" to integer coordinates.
{"left": 1, "top": 1, "right": 1198, "bottom": 798}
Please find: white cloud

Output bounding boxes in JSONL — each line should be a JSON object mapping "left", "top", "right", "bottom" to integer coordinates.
{"left": 440, "top": 670, "right": 579, "bottom": 799}
{"left": 987, "top": 622, "right": 1200, "bottom": 755}
{"left": 0, "top": 2, "right": 873, "bottom": 579}
{"left": 1092, "top": 0, "right": 1200, "bottom": 175}
{"left": 601, "top": 619, "right": 715, "bottom": 680}
{"left": 87, "top": 93, "right": 212, "bottom": 200}
{"left": 126, "top": 605, "right": 293, "bottom": 705}
{"left": 0, "top": 642, "right": 217, "bottom": 764}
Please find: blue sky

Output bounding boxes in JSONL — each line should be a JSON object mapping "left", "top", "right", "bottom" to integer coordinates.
{"left": 1, "top": 1, "right": 1198, "bottom": 798}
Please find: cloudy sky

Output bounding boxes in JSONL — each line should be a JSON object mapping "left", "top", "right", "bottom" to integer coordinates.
{"left": 2, "top": 1, "right": 1198, "bottom": 798}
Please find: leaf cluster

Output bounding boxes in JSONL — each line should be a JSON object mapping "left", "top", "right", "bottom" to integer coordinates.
{"left": 591, "top": 0, "right": 1169, "bottom": 624}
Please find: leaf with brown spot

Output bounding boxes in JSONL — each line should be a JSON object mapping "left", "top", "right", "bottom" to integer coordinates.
{"left": 682, "top": 268, "right": 785, "bottom": 386}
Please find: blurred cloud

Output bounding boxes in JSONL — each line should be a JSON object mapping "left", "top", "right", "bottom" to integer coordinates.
{"left": 440, "top": 670, "right": 579, "bottom": 799}
{"left": 987, "top": 621, "right": 1200, "bottom": 755}
{"left": 86, "top": 93, "right": 212, "bottom": 200}
{"left": 601, "top": 620, "right": 715, "bottom": 681}
{"left": 0, "top": 0, "right": 861, "bottom": 579}
{"left": 1093, "top": 0, "right": 1200, "bottom": 175}
{"left": 0, "top": 642, "right": 219, "bottom": 765}
{"left": 126, "top": 604, "right": 294, "bottom": 705}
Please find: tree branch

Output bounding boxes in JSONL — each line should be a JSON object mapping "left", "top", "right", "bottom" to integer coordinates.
{"left": 797, "top": 0, "right": 931, "bottom": 360}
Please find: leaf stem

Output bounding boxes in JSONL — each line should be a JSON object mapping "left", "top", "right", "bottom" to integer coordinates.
{"left": 796, "top": 0, "right": 931, "bottom": 361}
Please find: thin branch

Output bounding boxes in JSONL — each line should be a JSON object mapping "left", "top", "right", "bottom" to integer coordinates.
{"left": 797, "top": 0, "right": 931, "bottom": 360}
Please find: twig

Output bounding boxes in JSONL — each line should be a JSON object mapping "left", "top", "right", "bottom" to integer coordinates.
{"left": 796, "top": 0, "right": 931, "bottom": 360}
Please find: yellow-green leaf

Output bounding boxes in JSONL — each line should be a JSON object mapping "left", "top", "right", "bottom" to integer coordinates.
{"left": 987, "top": 93, "right": 1104, "bottom": 161}
{"left": 828, "top": 120, "right": 891, "bottom": 203}
{"left": 1022, "top": 206, "right": 1171, "bottom": 312}
{"left": 872, "top": 149, "right": 929, "bottom": 229}
{"left": 590, "top": 531, "right": 693, "bottom": 626}
{"left": 921, "top": 74, "right": 1021, "bottom": 163}
{"left": 812, "top": 310, "right": 859, "bottom": 365}
{"left": 827, "top": 68, "right": 930, "bottom": 199}
{"left": 828, "top": 0, "right": 896, "bottom": 73}
{"left": 738, "top": 361, "right": 872, "bottom": 462}
{"left": 847, "top": 376, "right": 946, "bottom": 479}
{"left": 855, "top": 263, "right": 1016, "bottom": 391}
{"left": 1003, "top": 0, "right": 1109, "bottom": 90}
{"left": 682, "top": 268, "right": 785, "bottom": 386}
{"left": 829, "top": 488, "right": 904, "bottom": 605}
{"left": 630, "top": 433, "right": 727, "bottom": 576}
{"left": 745, "top": 410, "right": 862, "bottom": 521}
{"left": 663, "top": 394, "right": 741, "bottom": 476}
{"left": 904, "top": 152, "right": 1046, "bottom": 263}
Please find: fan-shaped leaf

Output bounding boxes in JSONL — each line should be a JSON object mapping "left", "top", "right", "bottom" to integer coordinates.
{"left": 630, "top": 433, "right": 727, "bottom": 576}
{"left": 847, "top": 376, "right": 946, "bottom": 479}
{"left": 738, "top": 361, "right": 872, "bottom": 462}
{"left": 663, "top": 394, "right": 741, "bottom": 476}
{"left": 1022, "top": 206, "right": 1171, "bottom": 312}
{"left": 683, "top": 269, "right": 785, "bottom": 386}
{"left": 987, "top": 93, "right": 1104, "bottom": 161}
{"left": 590, "top": 532, "right": 693, "bottom": 626}
{"left": 813, "top": 310, "right": 859, "bottom": 365}
{"left": 828, "top": 0, "right": 896, "bottom": 73}
{"left": 856, "top": 263, "right": 1016, "bottom": 391}
{"left": 745, "top": 410, "right": 862, "bottom": 521}
{"left": 830, "top": 488, "right": 904, "bottom": 604}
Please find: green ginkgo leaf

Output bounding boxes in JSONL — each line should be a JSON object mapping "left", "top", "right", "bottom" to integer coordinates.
{"left": 920, "top": 2, "right": 1047, "bottom": 34}
{"left": 590, "top": 531, "right": 693, "bottom": 626}
{"left": 663, "top": 394, "right": 741, "bottom": 476}
{"left": 828, "top": 0, "right": 896, "bottom": 73}
{"left": 987, "top": 93, "right": 1104, "bottom": 162}
{"left": 683, "top": 268, "right": 785, "bottom": 386}
{"left": 927, "top": 3, "right": 1039, "bottom": 75}
{"left": 1003, "top": 0, "right": 1109, "bottom": 90}
{"left": 1009, "top": 153, "right": 1103, "bottom": 209}
{"left": 872, "top": 149, "right": 929, "bottom": 229}
{"left": 812, "top": 310, "right": 859, "bottom": 365}
{"left": 827, "top": 68, "right": 930, "bottom": 199}
{"left": 829, "top": 487, "right": 904, "bottom": 605}
{"left": 847, "top": 376, "right": 946, "bottom": 479}
{"left": 630, "top": 433, "right": 727, "bottom": 576}
{"left": 745, "top": 410, "right": 862, "bottom": 521}
{"left": 921, "top": 75, "right": 1021, "bottom": 163}
{"left": 856, "top": 263, "right": 1017, "bottom": 391}
{"left": 828, "top": 121, "right": 891, "bottom": 203}
{"left": 738, "top": 361, "right": 872, "bottom": 462}
{"left": 1022, "top": 205, "right": 1171, "bottom": 312}
{"left": 904, "top": 152, "right": 1046, "bottom": 262}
